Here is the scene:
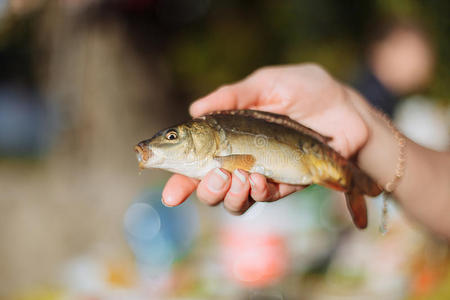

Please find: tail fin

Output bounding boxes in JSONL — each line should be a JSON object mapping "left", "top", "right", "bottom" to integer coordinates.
{"left": 344, "top": 165, "right": 382, "bottom": 229}
{"left": 345, "top": 188, "right": 368, "bottom": 229}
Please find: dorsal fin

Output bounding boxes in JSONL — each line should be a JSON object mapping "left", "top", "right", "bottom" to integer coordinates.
{"left": 203, "top": 109, "right": 332, "bottom": 144}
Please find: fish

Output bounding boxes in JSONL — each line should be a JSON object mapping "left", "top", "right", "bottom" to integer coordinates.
{"left": 134, "top": 109, "right": 382, "bottom": 229}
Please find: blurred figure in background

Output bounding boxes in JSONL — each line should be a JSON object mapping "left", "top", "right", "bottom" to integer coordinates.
{"left": 354, "top": 20, "right": 435, "bottom": 117}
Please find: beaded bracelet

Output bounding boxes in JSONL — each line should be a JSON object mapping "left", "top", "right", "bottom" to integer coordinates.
{"left": 372, "top": 109, "right": 407, "bottom": 234}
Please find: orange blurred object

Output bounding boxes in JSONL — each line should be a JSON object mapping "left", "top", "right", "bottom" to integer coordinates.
{"left": 106, "top": 260, "right": 137, "bottom": 288}
{"left": 221, "top": 228, "right": 288, "bottom": 287}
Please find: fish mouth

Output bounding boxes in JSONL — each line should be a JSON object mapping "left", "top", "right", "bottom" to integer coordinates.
{"left": 134, "top": 143, "right": 152, "bottom": 169}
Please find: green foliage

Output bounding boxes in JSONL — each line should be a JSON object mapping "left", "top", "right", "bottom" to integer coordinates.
{"left": 165, "top": 0, "right": 449, "bottom": 102}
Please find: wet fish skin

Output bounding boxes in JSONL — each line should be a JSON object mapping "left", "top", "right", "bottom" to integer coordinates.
{"left": 135, "top": 109, "right": 382, "bottom": 229}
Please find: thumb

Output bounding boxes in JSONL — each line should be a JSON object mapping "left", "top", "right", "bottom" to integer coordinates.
{"left": 189, "top": 80, "right": 260, "bottom": 117}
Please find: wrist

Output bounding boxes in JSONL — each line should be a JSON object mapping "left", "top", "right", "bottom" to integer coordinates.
{"left": 345, "top": 88, "right": 402, "bottom": 191}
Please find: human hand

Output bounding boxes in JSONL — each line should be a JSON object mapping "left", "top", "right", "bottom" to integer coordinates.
{"left": 162, "top": 64, "right": 370, "bottom": 214}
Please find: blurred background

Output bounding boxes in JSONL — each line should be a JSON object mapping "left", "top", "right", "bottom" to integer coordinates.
{"left": 0, "top": 0, "right": 449, "bottom": 299}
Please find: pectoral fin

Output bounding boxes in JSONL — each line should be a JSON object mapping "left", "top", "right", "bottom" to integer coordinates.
{"left": 345, "top": 188, "right": 368, "bottom": 229}
{"left": 214, "top": 154, "right": 256, "bottom": 172}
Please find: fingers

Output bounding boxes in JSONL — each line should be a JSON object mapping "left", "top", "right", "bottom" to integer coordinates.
{"left": 249, "top": 173, "right": 279, "bottom": 201}
{"left": 162, "top": 174, "right": 199, "bottom": 207}
{"left": 249, "top": 173, "right": 304, "bottom": 202}
{"left": 223, "top": 169, "right": 253, "bottom": 215}
{"left": 277, "top": 183, "right": 305, "bottom": 198}
{"left": 196, "top": 168, "right": 231, "bottom": 206}
{"left": 163, "top": 169, "right": 304, "bottom": 217}
{"left": 189, "top": 79, "right": 261, "bottom": 117}
{"left": 197, "top": 168, "right": 256, "bottom": 215}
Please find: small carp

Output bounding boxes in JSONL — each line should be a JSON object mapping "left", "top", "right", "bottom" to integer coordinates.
{"left": 135, "top": 110, "right": 382, "bottom": 229}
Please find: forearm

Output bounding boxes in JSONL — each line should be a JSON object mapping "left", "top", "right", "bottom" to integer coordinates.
{"left": 349, "top": 88, "right": 450, "bottom": 238}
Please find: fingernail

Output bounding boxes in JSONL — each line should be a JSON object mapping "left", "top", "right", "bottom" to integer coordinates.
{"left": 234, "top": 169, "right": 246, "bottom": 183}
{"left": 162, "top": 196, "right": 175, "bottom": 207}
{"left": 230, "top": 170, "right": 246, "bottom": 193}
{"left": 208, "top": 168, "right": 228, "bottom": 192}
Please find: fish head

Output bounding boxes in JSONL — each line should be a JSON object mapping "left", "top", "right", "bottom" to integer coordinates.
{"left": 134, "top": 120, "right": 217, "bottom": 172}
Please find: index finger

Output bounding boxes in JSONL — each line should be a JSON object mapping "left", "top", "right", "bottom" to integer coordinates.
{"left": 162, "top": 174, "right": 199, "bottom": 207}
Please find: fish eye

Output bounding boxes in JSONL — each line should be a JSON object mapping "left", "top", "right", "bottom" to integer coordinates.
{"left": 165, "top": 130, "right": 178, "bottom": 140}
